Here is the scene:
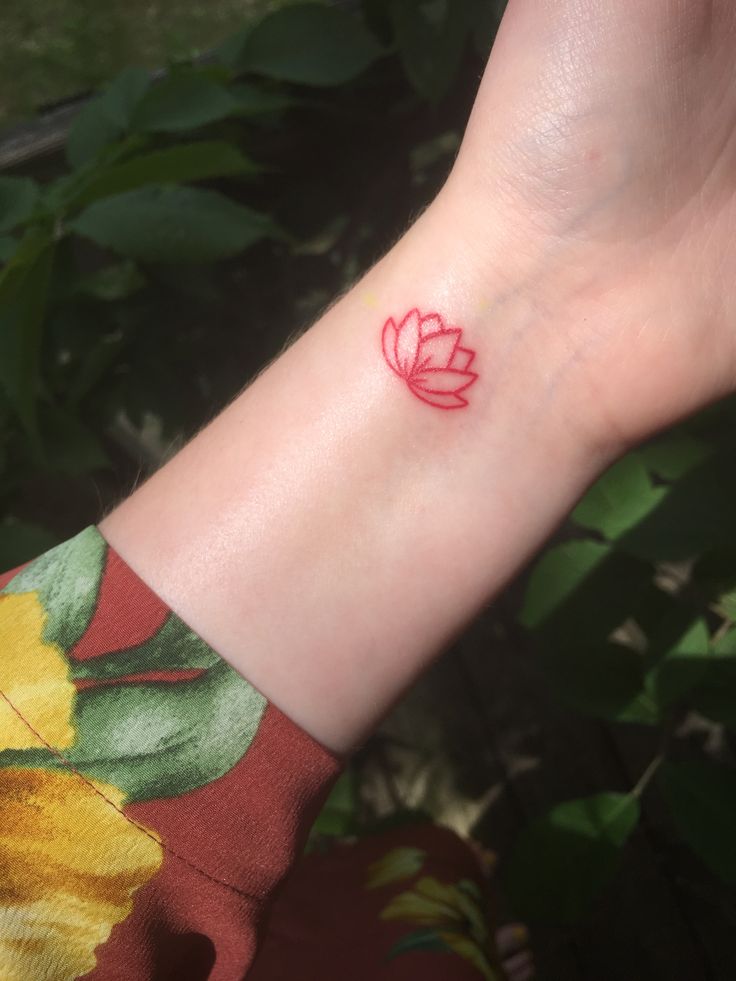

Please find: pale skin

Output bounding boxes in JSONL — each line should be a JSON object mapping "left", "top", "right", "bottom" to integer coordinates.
{"left": 101, "top": 0, "right": 736, "bottom": 756}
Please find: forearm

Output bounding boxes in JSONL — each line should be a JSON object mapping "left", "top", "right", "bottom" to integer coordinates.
{"left": 100, "top": 183, "right": 618, "bottom": 754}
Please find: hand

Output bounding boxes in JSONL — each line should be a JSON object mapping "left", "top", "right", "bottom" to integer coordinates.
{"left": 446, "top": 0, "right": 736, "bottom": 451}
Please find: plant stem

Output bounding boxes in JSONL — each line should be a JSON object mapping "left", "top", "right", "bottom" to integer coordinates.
{"left": 631, "top": 753, "right": 664, "bottom": 799}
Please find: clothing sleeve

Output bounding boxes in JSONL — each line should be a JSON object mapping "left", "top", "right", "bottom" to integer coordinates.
{"left": 0, "top": 526, "right": 342, "bottom": 981}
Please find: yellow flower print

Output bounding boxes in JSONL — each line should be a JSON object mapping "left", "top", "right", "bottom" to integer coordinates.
{"left": 0, "top": 768, "right": 164, "bottom": 981}
{"left": 0, "top": 590, "right": 164, "bottom": 979}
{"left": 380, "top": 876, "right": 499, "bottom": 980}
{"left": 0, "top": 593, "right": 76, "bottom": 749}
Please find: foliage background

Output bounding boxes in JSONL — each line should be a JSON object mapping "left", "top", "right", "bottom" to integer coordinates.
{"left": 2, "top": 0, "right": 736, "bottom": 975}
{"left": 0, "top": 0, "right": 284, "bottom": 125}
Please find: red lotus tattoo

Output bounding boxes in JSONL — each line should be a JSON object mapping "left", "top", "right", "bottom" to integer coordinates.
{"left": 381, "top": 309, "right": 478, "bottom": 409}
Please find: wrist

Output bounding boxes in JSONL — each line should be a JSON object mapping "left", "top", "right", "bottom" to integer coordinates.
{"left": 418, "top": 184, "right": 630, "bottom": 466}
{"left": 441, "top": 80, "right": 736, "bottom": 461}
{"left": 101, "top": 193, "right": 617, "bottom": 752}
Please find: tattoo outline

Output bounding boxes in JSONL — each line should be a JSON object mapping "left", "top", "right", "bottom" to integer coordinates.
{"left": 381, "top": 309, "right": 478, "bottom": 410}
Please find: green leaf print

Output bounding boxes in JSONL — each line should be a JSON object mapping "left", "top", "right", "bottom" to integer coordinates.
{"left": 2, "top": 526, "right": 105, "bottom": 650}
{"left": 70, "top": 613, "right": 221, "bottom": 681}
{"left": 1, "top": 658, "right": 267, "bottom": 802}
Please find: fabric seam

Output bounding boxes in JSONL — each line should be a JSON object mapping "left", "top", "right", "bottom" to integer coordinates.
{"left": 0, "top": 686, "right": 261, "bottom": 902}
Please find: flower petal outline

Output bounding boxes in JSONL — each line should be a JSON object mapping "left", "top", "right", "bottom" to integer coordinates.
{"left": 414, "top": 329, "right": 461, "bottom": 372}
{"left": 381, "top": 318, "right": 401, "bottom": 376}
{"left": 419, "top": 313, "right": 444, "bottom": 338}
{"left": 395, "top": 309, "right": 422, "bottom": 376}
{"left": 408, "top": 387, "right": 468, "bottom": 409}
{"left": 381, "top": 308, "right": 478, "bottom": 409}
{"left": 410, "top": 367, "right": 478, "bottom": 395}
{"left": 452, "top": 347, "right": 475, "bottom": 372}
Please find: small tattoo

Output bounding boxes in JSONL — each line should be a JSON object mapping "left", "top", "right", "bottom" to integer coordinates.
{"left": 381, "top": 309, "right": 478, "bottom": 410}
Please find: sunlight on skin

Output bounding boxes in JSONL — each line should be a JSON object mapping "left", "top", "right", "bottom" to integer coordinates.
{"left": 101, "top": 193, "right": 598, "bottom": 752}
{"left": 102, "top": 0, "right": 736, "bottom": 754}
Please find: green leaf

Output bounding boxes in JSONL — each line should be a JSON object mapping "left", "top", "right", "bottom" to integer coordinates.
{"left": 2, "top": 526, "right": 106, "bottom": 650}
{"left": 0, "top": 236, "right": 17, "bottom": 262}
{"left": 541, "top": 642, "right": 658, "bottom": 725}
{"left": 229, "top": 83, "right": 295, "bottom": 116}
{"left": 640, "top": 433, "right": 712, "bottom": 481}
{"left": 660, "top": 762, "right": 736, "bottom": 885}
{"left": 67, "top": 98, "right": 122, "bottom": 171}
{"left": 633, "top": 585, "right": 700, "bottom": 654}
{"left": 70, "top": 613, "right": 221, "bottom": 681}
{"left": 132, "top": 74, "right": 240, "bottom": 132}
{"left": 66, "top": 68, "right": 151, "bottom": 169}
{"left": 74, "top": 260, "right": 145, "bottom": 302}
{"left": 1, "top": 224, "right": 52, "bottom": 271}
{"left": 213, "top": 23, "right": 253, "bottom": 69}
{"left": 521, "top": 540, "right": 606, "bottom": 629}
{"left": 520, "top": 540, "right": 651, "bottom": 644}
{"left": 617, "top": 451, "right": 736, "bottom": 561}
{"left": 0, "top": 177, "right": 40, "bottom": 233}
{"left": 308, "top": 770, "right": 359, "bottom": 841}
{"left": 687, "top": 639, "right": 736, "bottom": 727}
{"left": 100, "top": 67, "right": 152, "bottom": 128}
{"left": 0, "top": 238, "right": 55, "bottom": 434}
{"left": 505, "top": 793, "right": 640, "bottom": 923}
{"left": 0, "top": 659, "right": 267, "bottom": 803}
{"left": 68, "top": 186, "right": 278, "bottom": 264}
{"left": 389, "top": 0, "right": 474, "bottom": 102}
{"left": 572, "top": 452, "right": 668, "bottom": 540}
{"left": 0, "top": 518, "right": 58, "bottom": 571}
{"left": 713, "top": 628, "right": 736, "bottom": 654}
{"left": 387, "top": 929, "right": 452, "bottom": 960}
{"left": 238, "top": 4, "right": 384, "bottom": 85}
{"left": 643, "top": 616, "right": 710, "bottom": 710}
{"left": 70, "top": 142, "right": 259, "bottom": 208}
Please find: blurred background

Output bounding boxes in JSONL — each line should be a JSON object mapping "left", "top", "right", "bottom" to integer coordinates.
{"left": 1, "top": 2, "right": 735, "bottom": 977}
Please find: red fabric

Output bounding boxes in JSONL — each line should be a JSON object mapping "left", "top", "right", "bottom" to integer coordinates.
{"left": 0, "top": 530, "right": 341, "bottom": 980}
{"left": 0, "top": 530, "right": 503, "bottom": 980}
{"left": 71, "top": 547, "right": 169, "bottom": 659}
{"left": 92, "top": 709, "right": 342, "bottom": 981}
{"left": 126, "top": 704, "right": 341, "bottom": 899}
{"left": 250, "top": 823, "right": 501, "bottom": 980}
{"left": 0, "top": 562, "right": 27, "bottom": 589}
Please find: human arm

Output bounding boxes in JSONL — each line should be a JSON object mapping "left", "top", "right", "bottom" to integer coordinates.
{"left": 4, "top": 4, "right": 736, "bottom": 978}
{"left": 101, "top": 0, "right": 736, "bottom": 755}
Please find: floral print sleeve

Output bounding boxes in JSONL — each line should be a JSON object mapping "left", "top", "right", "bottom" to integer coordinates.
{"left": 0, "top": 527, "right": 341, "bottom": 980}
